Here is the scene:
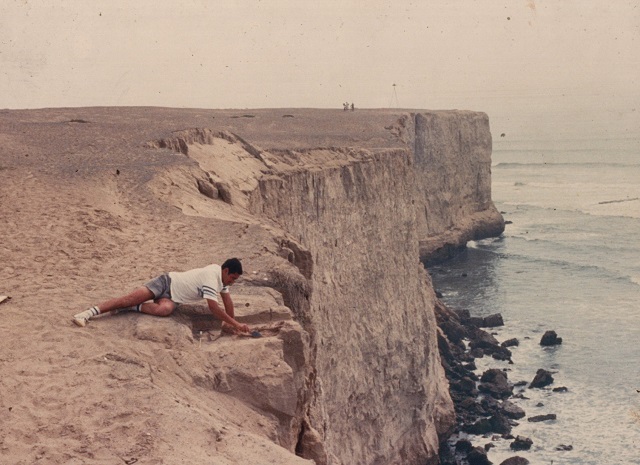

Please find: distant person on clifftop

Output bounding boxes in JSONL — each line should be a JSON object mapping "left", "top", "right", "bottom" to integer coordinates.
{"left": 72, "top": 258, "right": 251, "bottom": 333}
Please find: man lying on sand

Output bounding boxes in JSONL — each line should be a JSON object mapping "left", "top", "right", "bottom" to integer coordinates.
{"left": 73, "top": 258, "right": 251, "bottom": 333}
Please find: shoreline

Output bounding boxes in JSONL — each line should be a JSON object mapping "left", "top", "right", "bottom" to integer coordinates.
{"left": 434, "top": 299, "right": 566, "bottom": 465}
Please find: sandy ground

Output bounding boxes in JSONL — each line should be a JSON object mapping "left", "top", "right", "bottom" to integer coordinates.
{"left": 0, "top": 107, "right": 351, "bottom": 464}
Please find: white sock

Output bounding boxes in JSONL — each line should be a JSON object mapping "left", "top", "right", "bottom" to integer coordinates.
{"left": 74, "top": 306, "right": 101, "bottom": 320}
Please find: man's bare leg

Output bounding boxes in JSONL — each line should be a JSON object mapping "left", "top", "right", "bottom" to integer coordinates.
{"left": 138, "top": 298, "right": 176, "bottom": 317}
{"left": 74, "top": 287, "right": 162, "bottom": 327}
{"left": 95, "top": 287, "right": 155, "bottom": 314}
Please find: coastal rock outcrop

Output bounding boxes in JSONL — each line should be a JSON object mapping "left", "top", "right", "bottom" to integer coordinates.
{"left": 530, "top": 369, "right": 555, "bottom": 389}
{"left": 510, "top": 436, "right": 533, "bottom": 451}
{"left": 248, "top": 148, "right": 454, "bottom": 464}
{"left": 413, "top": 112, "right": 505, "bottom": 262}
{"left": 500, "top": 457, "right": 530, "bottom": 465}
{"left": 540, "top": 330, "right": 563, "bottom": 346}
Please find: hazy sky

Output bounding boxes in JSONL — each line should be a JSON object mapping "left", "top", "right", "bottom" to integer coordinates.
{"left": 1, "top": 1, "right": 638, "bottom": 139}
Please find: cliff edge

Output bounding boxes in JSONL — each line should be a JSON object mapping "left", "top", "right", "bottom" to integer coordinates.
{"left": 0, "top": 107, "right": 503, "bottom": 465}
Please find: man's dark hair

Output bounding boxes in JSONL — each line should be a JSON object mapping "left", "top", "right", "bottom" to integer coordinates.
{"left": 222, "top": 258, "right": 243, "bottom": 275}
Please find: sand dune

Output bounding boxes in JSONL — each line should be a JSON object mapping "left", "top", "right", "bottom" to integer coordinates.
{"left": 0, "top": 107, "right": 325, "bottom": 464}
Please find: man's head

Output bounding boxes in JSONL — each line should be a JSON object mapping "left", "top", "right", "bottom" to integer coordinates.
{"left": 221, "top": 258, "right": 243, "bottom": 286}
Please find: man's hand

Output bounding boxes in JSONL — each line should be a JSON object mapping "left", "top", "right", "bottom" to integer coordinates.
{"left": 222, "top": 321, "right": 251, "bottom": 334}
{"left": 235, "top": 323, "right": 250, "bottom": 333}
{"left": 208, "top": 299, "right": 250, "bottom": 333}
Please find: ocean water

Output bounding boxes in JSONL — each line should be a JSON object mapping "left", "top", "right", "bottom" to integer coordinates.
{"left": 429, "top": 137, "right": 640, "bottom": 465}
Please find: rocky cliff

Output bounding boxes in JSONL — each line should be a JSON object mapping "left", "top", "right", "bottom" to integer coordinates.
{"left": 413, "top": 112, "right": 504, "bottom": 262}
{"left": 248, "top": 148, "right": 454, "bottom": 465}
{"left": 0, "top": 107, "right": 503, "bottom": 465}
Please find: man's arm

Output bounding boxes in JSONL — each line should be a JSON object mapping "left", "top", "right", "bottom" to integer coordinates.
{"left": 207, "top": 298, "right": 249, "bottom": 332}
{"left": 221, "top": 292, "right": 235, "bottom": 319}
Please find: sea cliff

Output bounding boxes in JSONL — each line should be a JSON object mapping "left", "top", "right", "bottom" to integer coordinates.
{"left": 0, "top": 107, "right": 503, "bottom": 465}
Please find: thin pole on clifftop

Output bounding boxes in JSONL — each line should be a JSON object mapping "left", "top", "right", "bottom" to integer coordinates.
{"left": 390, "top": 83, "right": 399, "bottom": 108}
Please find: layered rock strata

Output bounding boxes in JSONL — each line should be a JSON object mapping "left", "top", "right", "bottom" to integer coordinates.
{"left": 412, "top": 112, "right": 505, "bottom": 262}
{"left": 249, "top": 148, "right": 454, "bottom": 464}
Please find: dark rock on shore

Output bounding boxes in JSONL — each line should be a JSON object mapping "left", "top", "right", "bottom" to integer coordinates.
{"left": 469, "top": 328, "right": 512, "bottom": 361}
{"left": 434, "top": 299, "right": 562, "bottom": 465}
{"left": 482, "top": 313, "right": 504, "bottom": 328}
{"left": 499, "top": 457, "right": 529, "bottom": 465}
{"left": 469, "top": 313, "right": 504, "bottom": 329}
{"left": 500, "top": 401, "right": 526, "bottom": 420}
{"left": 488, "top": 413, "right": 512, "bottom": 435}
{"left": 440, "top": 319, "right": 468, "bottom": 345}
{"left": 555, "top": 444, "right": 573, "bottom": 451}
{"left": 529, "top": 369, "right": 554, "bottom": 388}
{"left": 463, "top": 413, "right": 511, "bottom": 436}
{"left": 467, "top": 447, "right": 493, "bottom": 465}
{"left": 528, "top": 414, "right": 557, "bottom": 422}
{"left": 436, "top": 303, "right": 470, "bottom": 344}
{"left": 501, "top": 338, "right": 519, "bottom": 348}
{"left": 479, "top": 369, "right": 513, "bottom": 399}
{"left": 540, "top": 330, "right": 562, "bottom": 346}
{"left": 510, "top": 436, "right": 533, "bottom": 451}
{"left": 454, "top": 308, "right": 472, "bottom": 323}
{"left": 463, "top": 417, "right": 493, "bottom": 435}
{"left": 455, "top": 439, "right": 473, "bottom": 453}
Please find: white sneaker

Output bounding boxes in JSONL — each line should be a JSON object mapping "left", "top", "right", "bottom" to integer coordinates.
{"left": 72, "top": 316, "right": 88, "bottom": 327}
{"left": 72, "top": 306, "right": 100, "bottom": 327}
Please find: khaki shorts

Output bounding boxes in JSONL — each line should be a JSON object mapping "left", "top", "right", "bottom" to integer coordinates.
{"left": 144, "top": 274, "right": 172, "bottom": 300}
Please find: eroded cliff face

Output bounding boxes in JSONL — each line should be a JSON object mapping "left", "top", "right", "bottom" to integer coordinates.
{"left": 249, "top": 149, "right": 454, "bottom": 465}
{"left": 146, "top": 110, "right": 502, "bottom": 465}
{"left": 412, "top": 111, "right": 505, "bottom": 261}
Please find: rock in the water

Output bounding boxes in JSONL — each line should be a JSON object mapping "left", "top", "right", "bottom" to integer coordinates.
{"left": 556, "top": 444, "right": 573, "bottom": 451}
{"left": 527, "top": 413, "right": 557, "bottom": 422}
{"left": 454, "top": 308, "right": 471, "bottom": 323}
{"left": 510, "top": 436, "right": 533, "bottom": 451}
{"left": 500, "top": 457, "right": 530, "bottom": 465}
{"left": 455, "top": 438, "right": 473, "bottom": 453}
{"left": 540, "top": 330, "right": 562, "bottom": 346}
{"left": 463, "top": 417, "right": 493, "bottom": 435}
{"left": 489, "top": 413, "right": 512, "bottom": 435}
{"left": 529, "top": 369, "right": 554, "bottom": 388}
{"left": 483, "top": 313, "right": 504, "bottom": 328}
{"left": 470, "top": 329, "right": 512, "bottom": 361}
{"left": 500, "top": 400, "right": 526, "bottom": 420}
{"left": 467, "top": 446, "right": 493, "bottom": 465}
{"left": 479, "top": 368, "right": 513, "bottom": 399}
{"left": 501, "top": 338, "right": 519, "bottom": 348}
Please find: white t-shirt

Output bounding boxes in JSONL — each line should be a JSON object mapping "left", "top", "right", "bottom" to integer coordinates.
{"left": 168, "top": 264, "right": 229, "bottom": 304}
